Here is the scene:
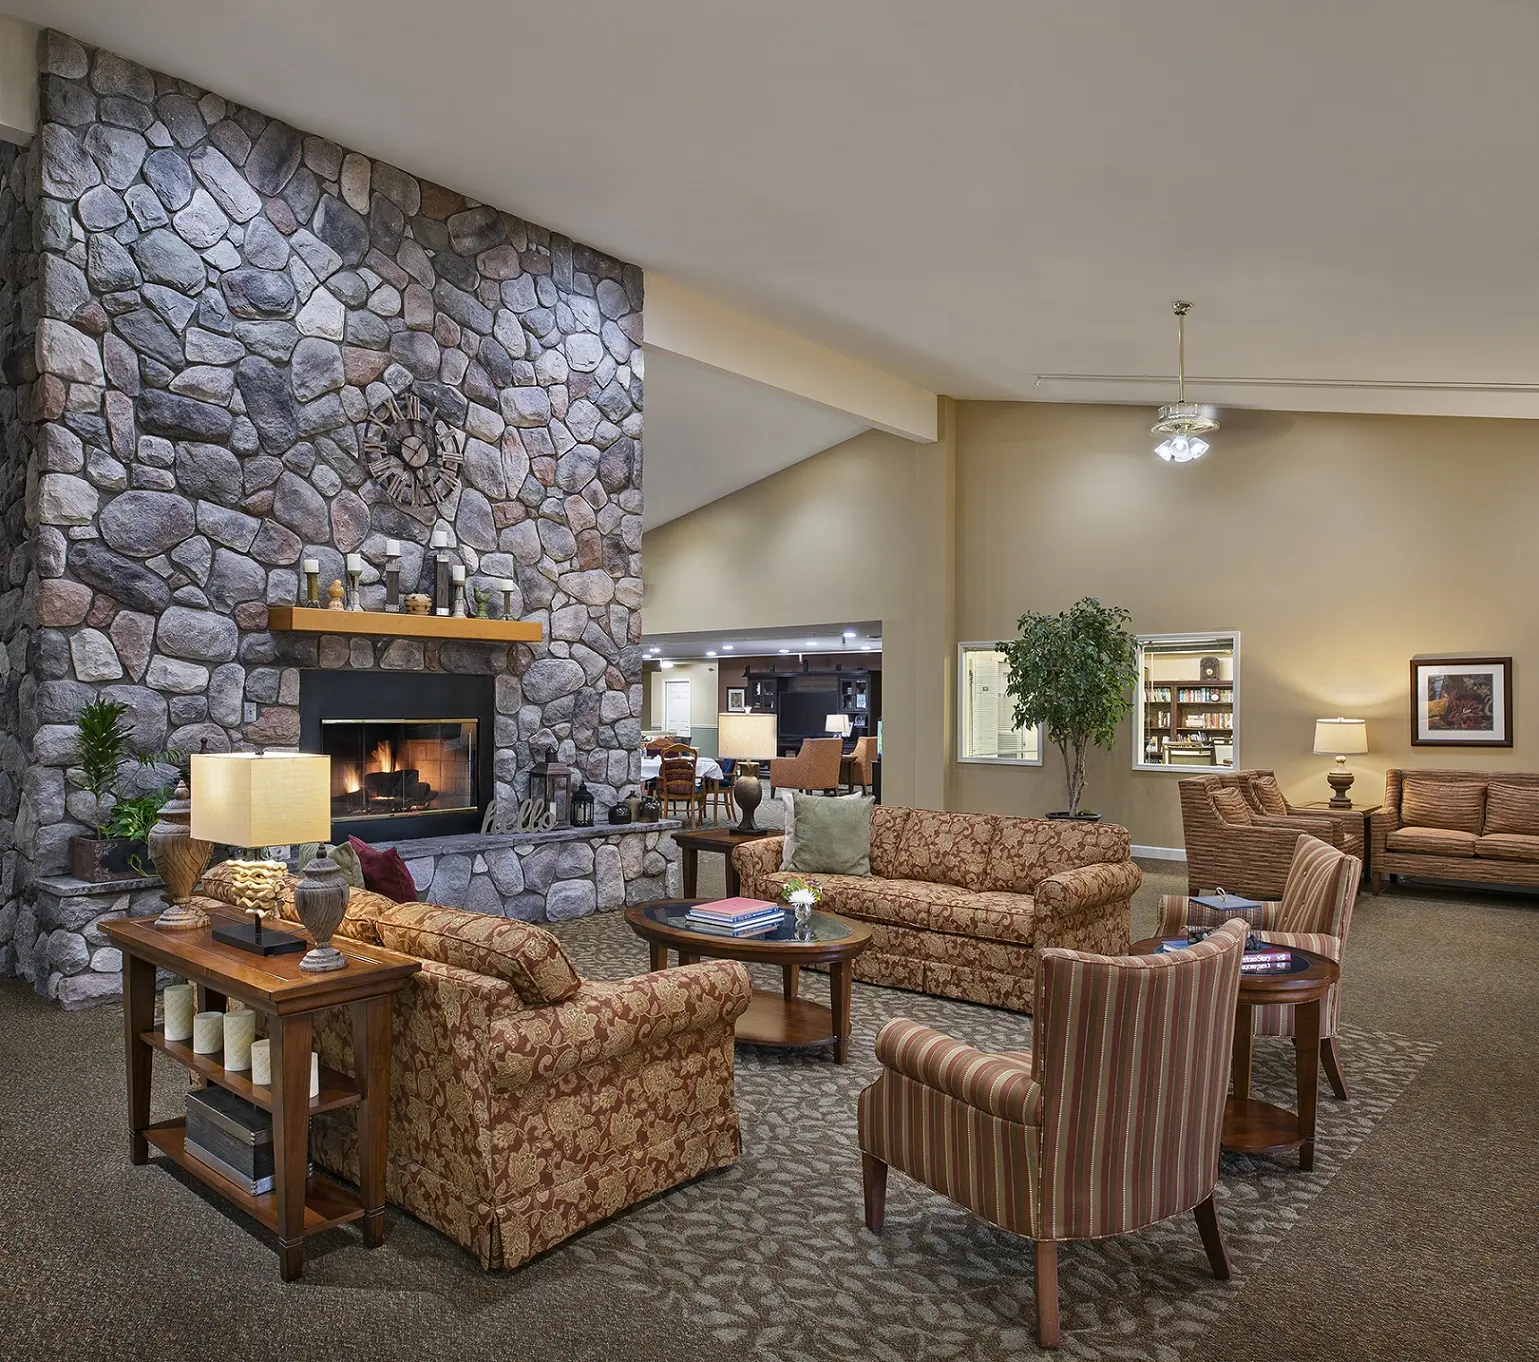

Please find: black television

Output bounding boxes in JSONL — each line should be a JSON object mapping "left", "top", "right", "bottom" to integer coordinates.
{"left": 777, "top": 687, "right": 840, "bottom": 749}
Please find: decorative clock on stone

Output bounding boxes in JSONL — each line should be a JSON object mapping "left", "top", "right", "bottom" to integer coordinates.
{"left": 362, "top": 388, "right": 465, "bottom": 518}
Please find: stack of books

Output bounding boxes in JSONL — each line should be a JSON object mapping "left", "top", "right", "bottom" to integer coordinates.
{"left": 1241, "top": 945, "right": 1296, "bottom": 974}
{"left": 684, "top": 897, "right": 784, "bottom": 937}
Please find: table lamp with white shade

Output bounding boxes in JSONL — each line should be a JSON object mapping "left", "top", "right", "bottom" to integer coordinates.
{"left": 191, "top": 753, "right": 351, "bottom": 972}
{"left": 1312, "top": 718, "right": 1368, "bottom": 808}
{"left": 825, "top": 714, "right": 852, "bottom": 740}
{"left": 716, "top": 712, "right": 779, "bottom": 834}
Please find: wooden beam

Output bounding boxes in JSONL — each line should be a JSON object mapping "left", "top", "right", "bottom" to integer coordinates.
{"left": 267, "top": 605, "right": 542, "bottom": 643}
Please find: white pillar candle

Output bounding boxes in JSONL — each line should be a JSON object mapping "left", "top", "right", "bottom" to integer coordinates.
{"left": 223, "top": 1010, "right": 256, "bottom": 1071}
{"left": 346, "top": 552, "right": 363, "bottom": 571}
{"left": 384, "top": 539, "right": 401, "bottom": 557}
{"left": 162, "top": 983, "right": 196, "bottom": 1042}
{"left": 451, "top": 564, "right": 465, "bottom": 582}
{"left": 192, "top": 1010, "right": 224, "bottom": 1056}
{"left": 499, "top": 578, "right": 514, "bottom": 592}
{"left": 301, "top": 558, "right": 320, "bottom": 574}
{"left": 430, "top": 529, "right": 449, "bottom": 548}
{"left": 250, "top": 1038, "right": 271, "bottom": 1085}
{"left": 311, "top": 1051, "right": 320, "bottom": 1100}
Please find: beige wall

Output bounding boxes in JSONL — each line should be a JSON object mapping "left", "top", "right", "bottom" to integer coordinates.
{"left": 643, "top": 425, "right": 954, "bottom": 808}
{"left": 645, "top": 399, "right": 1539, "bottom": 847}
{"left": 955, "top": 402, "right": 1539, "bottom": 846}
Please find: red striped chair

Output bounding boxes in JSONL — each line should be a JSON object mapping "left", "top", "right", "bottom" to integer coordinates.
{"left": 857, "top": 919, "right": 1247, "bottom": 1348}
{"left": 1159, "top": 831, "right": 1361, "bottom": 1100}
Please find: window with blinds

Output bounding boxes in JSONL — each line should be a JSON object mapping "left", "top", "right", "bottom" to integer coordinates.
{"left": 957, "top": 643, "right": 1042, "bottom": 765}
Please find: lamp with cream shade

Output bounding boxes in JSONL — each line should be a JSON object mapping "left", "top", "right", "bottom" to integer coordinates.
{"left": 1312, "top": 717, "right": 1368, "bottom": 808}
{"left": 825, "top": 714, "right": 852, "bottom": 739}
{"left": 717, "top": 711, "right": 779, "bottom": 834}
{"left": 191, "top": 753, "right": 351, "bottom": 972}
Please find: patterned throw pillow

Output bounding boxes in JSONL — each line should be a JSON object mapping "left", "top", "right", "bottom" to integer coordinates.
{"left": 1249, "top": 774, "right": 1290, "bottom": 816}
{"left": 1210, "top": 788, "right": 1253, "bottom": 826}
{"left": 1483, "top": 783, "right": 1539, "bottom": 837}
{"left": 1402, "top": 779, "right": 1485, "bottom": 835}
{"left": 372, "top": 902, "right": 582, "bottom": 1005}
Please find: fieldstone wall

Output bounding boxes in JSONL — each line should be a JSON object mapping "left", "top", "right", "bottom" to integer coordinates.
{"left": 380, "top": 823, "right": 682, "bottom": 919}
{"left": 0, "top": 31, "right": 647, "bottom": 992}
{"left": 27, "top": 870, "right": 165, "bottom": 1009}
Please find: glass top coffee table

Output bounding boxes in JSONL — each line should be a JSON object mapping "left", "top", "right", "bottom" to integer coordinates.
{"left": 625, "top": 899, "right": 873, "bottom": 1063}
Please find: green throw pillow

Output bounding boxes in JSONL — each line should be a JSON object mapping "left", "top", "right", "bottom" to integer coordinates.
{"left": 787, "top": 792, "right": 873, "bottom": 875}
{"left": 328, "top": 841, "right": 366, "bottom": 890}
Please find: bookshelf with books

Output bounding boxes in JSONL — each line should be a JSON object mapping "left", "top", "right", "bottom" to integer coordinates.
{"left": 1142, "top": 678, "right": 1235, "bottom": 765}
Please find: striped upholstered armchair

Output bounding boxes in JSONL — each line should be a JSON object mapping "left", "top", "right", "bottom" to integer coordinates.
{"left": 1160, "top": 832, "right": 1361, "bottom": 1100}
{"left": 858, "top": 920, "right": 1247, "bottom": 1348}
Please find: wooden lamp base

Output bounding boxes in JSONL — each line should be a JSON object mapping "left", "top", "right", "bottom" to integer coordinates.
{"left": 1326, "top": 766, "right": 1355, "bottom": 809}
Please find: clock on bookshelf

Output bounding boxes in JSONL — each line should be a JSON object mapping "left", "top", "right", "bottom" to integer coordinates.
{"left": 1199, "top": 656, "right": 1221, "bottom": 681}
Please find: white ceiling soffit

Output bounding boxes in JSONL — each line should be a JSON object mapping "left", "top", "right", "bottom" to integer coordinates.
{"left": 643, "top": 350, "right": 868, "bottom": 528}
{"left": 16, "top": 0, "right": 1538, "bottom": 420}
{"left": 643, "top": 622, "right": 884, "bottom": 661}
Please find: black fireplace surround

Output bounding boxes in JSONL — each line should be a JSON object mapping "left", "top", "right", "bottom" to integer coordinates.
{"left": 299, "top": 671, "right": 496, "bottom": 842}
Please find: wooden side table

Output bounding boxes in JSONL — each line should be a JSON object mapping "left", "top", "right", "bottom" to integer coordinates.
{"left": 1133, "top": 938, "right": 1340, "bottom": 1171}
{"left": 105, "top": 902, "right": 419, "bottom": 1281}
{"left": 672, "top": 826, "right": 771, "bottom": 898}
{"left": 1296, "top": 802, "right": 1379, "bottom": 883}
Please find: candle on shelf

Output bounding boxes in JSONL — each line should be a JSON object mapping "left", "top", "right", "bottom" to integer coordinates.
{"left": 162, "top": 983, "right": 195, "bottom": 1041}
{"left": 192, "top": 1010, "right": 224, "bottom": 1056}
{"left": 345, "top": 553, "right": 364, "bottom": 611}
{"left": 311, "top": 1052, "right": 320, "bottom": 1099}
{"left": 302, "top": 559, "right": 321, "bottom": 607}
{"left": 345, "top": 553, "right": 363, "bottom": 571}
{"left": 451, "top": 565, "right": 465, "bottom": 582}
{"left": 430, "top": 529, "right": 449, "bottom": 548}
{"left": 384, "top": 540, "right": 402, "bottom": 612}
{"left": 499, "top": 579, "right": 515, "bottom": 618}
{"left": 250, "top": 1038, "right": 271, "bottom": 1085}
{"left": 223, "top": 1009, "right": 256, "bottom": 1071}
{"left": 434, "top": 534, "right": 453, "bottom": 615}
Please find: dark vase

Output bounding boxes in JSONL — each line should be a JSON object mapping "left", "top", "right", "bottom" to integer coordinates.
{"left": 69, "top": 835, "right": 150, "bottom": 882}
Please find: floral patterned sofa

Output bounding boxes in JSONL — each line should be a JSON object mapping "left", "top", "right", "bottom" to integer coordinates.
{"left": 732, "top": 807, "right": 1141, "bottom": 1013}
{"left": 198, "top": 864, "right": 752, "bottom": 1270}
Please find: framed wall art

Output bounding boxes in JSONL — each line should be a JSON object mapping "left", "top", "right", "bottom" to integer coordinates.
{"left": 726, "top": 687, "right": 747, "bottom": 712}
{"left": 1410, "top": 656, "right": 1513, "bottom": 747}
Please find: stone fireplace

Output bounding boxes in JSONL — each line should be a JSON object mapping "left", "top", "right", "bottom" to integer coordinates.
{"left": 0, "top": 31, "right": 656, "bottom": 1004}
{"left": 300, "top": 669, "right": 494, "bottom": 841}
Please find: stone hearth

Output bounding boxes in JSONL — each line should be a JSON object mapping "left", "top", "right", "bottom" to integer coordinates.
{"left": 0, "top": 30, "right": 649, "bottom": 999}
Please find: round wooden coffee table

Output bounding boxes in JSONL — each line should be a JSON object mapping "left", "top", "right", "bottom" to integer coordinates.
{"left": 625, "top": 900, "right": 872, "bottom": 1063}
{"left": 1133, "top": 937, "right": 1341, "bottom": 1170}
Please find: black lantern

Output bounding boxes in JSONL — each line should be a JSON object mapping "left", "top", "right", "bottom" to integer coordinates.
{"left": 530, "top": 746, "right": 572, "bottom": 825}
{"left": 570, "top": 779, "right": 595, "bottom": 828}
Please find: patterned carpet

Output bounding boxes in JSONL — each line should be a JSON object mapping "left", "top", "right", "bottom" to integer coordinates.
{"left": 547, "top": 912, "right": 1438, "bottom": 1361}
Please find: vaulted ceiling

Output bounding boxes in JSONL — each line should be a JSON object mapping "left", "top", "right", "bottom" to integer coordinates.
{"left": 13, "top": 0, "right": 1536, "bottom": 520}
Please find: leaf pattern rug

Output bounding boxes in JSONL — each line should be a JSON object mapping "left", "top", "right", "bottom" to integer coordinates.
{"left": 548, "top": 911, "right": 1437, "bottom": 1361}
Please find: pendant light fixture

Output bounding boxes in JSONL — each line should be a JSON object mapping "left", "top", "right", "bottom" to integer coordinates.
{"left": 1151, "top": 301, "right": 1218, "bottom": 462}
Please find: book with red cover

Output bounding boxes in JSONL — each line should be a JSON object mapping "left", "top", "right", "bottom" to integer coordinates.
{"left": 687, "top": 896, "right": 779, "bottom": 923}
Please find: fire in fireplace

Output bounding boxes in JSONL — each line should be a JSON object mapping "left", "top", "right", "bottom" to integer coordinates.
{"left": 299, "top": 670, "right": 495, "bottom": 841}
{"left": 322, "top": 720, "right": 477, "bottom": 821}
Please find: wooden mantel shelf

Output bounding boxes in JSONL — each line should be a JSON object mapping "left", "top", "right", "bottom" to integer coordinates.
{"left": 267, "top": 605, "right": 543, "bottom": 643}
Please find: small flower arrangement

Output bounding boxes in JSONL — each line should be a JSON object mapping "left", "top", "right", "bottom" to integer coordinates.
{"left": 780, "top": 876, "right": 822, "bottom": 909}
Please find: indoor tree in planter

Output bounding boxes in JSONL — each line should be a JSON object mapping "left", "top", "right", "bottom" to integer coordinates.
{"left": 999, "top": 597, "right": 1139, "bottom": 820}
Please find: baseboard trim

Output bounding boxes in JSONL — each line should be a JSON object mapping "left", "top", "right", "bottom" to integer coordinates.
{"left": 1132, "top": 845, "right": 1187, "bottom": 862}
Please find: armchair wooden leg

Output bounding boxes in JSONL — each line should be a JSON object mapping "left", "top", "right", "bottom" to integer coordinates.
{"left": 1034, "top": 1240, "right": 1060, "bottom": 1348}
{"left": 1371, "top": 871, "right": 1382, "bottom": 894}
{"left": 861, "top": 1153, "right": 887, "bottom": 1233}
{"left": 1193, "top": 1194, "right": 1230, "bottom": 1280}
{"left": 1321, "top": 1036, "right": 1350, "bottom": 1100}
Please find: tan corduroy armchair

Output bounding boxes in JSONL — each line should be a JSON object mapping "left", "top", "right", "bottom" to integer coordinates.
{"left": 1160, "top": 832, "right": 1361, "bottom": 1100}
{"left": 1180, "top": 770, "right": 1361, "bottom": 899}
{"left": 858, "top": 920, "right": 1247, "bottom": 1348}
{"left": 769, "top": 736, "right": 844, "bottom": 794}
{"left": 844, "top": 736, "right": 878, "bottom": 793}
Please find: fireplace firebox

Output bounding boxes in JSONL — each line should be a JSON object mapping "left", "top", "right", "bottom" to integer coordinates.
{"left": 299, "top": 671, "right": 496, "bottom": 842}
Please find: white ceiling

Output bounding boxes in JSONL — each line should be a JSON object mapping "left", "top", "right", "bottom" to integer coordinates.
{"left": 643, "top": 622, "right": 883, "bottom": 662}
{"left": 16, "top": 2, "right": 1536, "bottom": 513}
{"left": 641, "top": 351, "right": 867, "bottom": 526}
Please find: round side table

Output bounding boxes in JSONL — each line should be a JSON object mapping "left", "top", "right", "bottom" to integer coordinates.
{"left": 1133, "top": 937, "right": 1340, "bottom": 1170}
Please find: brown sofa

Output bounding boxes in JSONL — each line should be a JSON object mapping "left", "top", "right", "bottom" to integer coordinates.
{"left": 1180, "top": 770, "right": 1365, "bottom": 900}
{"left": 1372, "top": 769, "right": 1539, "bottom": 893}
{"left": 733, "top": 806, "right": 1141, "bottom": 1013}
{"left": 198, "top": 864, "right": 752, "bottom": 1271}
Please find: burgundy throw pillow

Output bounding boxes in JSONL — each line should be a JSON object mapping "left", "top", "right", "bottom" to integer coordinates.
{"left": 349, "top": 837, "right": 419, "bottom": 903}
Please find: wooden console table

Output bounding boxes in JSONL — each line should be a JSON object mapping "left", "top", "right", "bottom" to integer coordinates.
{"left": 105, "top": 905, "right": 419, "bottom": 1281}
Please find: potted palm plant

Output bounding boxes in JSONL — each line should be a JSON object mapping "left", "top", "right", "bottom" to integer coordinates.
{"left": 67, "top": 699, "right": 179, "bottom": 881}
{"left": 999, "top": 597, "right": 1139, "bottom": 820}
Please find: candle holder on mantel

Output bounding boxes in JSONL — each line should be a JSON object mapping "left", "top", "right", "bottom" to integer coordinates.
{"left": 384, "top": 539, "right": 402, "bottom": 612}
